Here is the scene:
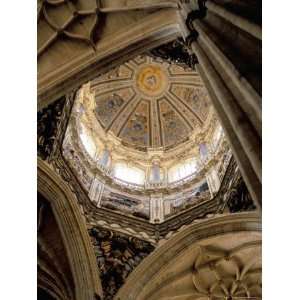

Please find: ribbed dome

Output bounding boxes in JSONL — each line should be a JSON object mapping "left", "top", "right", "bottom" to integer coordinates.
{"left": 90, "top": 55, "right": 212, "bottom": 151}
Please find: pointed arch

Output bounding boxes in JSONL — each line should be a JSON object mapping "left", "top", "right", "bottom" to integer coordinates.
{"left": 37, "top": 158, "right": 102, "bottom": 300}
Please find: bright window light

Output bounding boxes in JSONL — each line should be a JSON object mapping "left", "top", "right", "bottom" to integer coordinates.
{"left": 212, "top": 125, "right": 223, "bottom": 150}
{"left": 79, "top": 124, "right": 96, "bottom": 159}
{"left": 168, "top": 158, "right": 198, "bottom": 183}
{"left": 113, "top": 162, "right": 145, "bottom": 185}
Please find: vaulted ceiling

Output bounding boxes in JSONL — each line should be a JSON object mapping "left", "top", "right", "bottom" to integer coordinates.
{"left": 37, "top": 0, "right": 181, "bottom": 108}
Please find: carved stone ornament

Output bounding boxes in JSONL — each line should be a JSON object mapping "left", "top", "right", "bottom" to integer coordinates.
{"left": 192, "top": 243, "right": 261, "bottom": 299}
{"left": 38, "top": 0, "right": 104, "bottom": 58}
{"left": 89, "top": 227, "right": 154, "bottom": 300}
{"left": 149, "top": 38, "right": 198, "bottom": 69}
{"left": 37, "top": 96, "right": 65, "bottom": 160}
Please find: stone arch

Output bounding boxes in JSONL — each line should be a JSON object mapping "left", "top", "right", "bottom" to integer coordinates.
{"left": 116, "top": 212, "right": 261, "bottom": 300}
{"left": 37, "top": 158, "right": 102, "bottom": 300}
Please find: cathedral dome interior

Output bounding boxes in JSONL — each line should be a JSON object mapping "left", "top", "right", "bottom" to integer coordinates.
{"left": 61, "top": 53, "right": 233, "bottom": 224}
{"left": 37, "top": 1, "right": 261, "bottom": 299}
{"left": 89, "top": 54, "right": 212, "bottom": 151}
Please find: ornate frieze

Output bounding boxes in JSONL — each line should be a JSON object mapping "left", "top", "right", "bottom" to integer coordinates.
{"left": 164, "top": 180, "right": 210, "bottom": 219}
{"left": 101, "top": 189, "right": 150, "bottom": 220}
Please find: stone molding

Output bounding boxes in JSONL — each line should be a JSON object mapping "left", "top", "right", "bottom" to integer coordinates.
{"left": 37, "top": 158, "right": 102, "bottom": 300}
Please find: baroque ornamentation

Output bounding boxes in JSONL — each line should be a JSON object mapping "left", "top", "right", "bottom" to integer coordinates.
{"left": 225, "top": 178, "right": 256, "bottom": 213}
{"left": 101, "top": 190, "right": 150, "bottom": 220}
{"left": 89, "top": 227, "right": 154, "bottom": 300}
{"left": 149, "top": 38, "right": 198, "bottom": 69}
{"left": 89, "top": 54, "right": 213, "bottom": 150}
{"left": 42, "top": 52, "right": 256, "bottom": 245}
{"left": 164, "top": 180, "right": 210, "bottom": 218}
{"left": 37, "top": 96, "right": 65, "bottom": 160}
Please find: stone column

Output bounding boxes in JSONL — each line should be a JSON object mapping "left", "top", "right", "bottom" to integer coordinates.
{"left": 205, "top": 0, "right": 261, "bottom": 40}
{"left": 179, "top": 1, "right": 261, "bottom": 207}
{"left": 150, "top": 194, "right": 164, "bottom": 223}
{"left": 164, "top": 199, "right": 171, "bottom": 217}
{"left": 191, "top": 19, "right": 262, "bottom": 136}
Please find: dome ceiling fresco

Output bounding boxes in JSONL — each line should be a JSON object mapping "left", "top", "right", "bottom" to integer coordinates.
{"left": 90, "top": 55, "right": 212, "bottom": 151}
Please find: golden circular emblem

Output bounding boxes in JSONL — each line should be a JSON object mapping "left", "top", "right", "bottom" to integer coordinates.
{"left": 136, "top": 64, "right": 168, "bottom": 97}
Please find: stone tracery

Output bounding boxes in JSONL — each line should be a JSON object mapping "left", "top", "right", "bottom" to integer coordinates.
{"left": 192, "top": 243, "right": 262, "bottom": 299}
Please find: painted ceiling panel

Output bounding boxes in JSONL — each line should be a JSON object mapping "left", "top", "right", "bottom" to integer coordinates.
{"left": 90, "top": 55, "right": 213, "bottom": 150}
{"left": 91, "top": 64, "right": 134, "bottom": 86}
{"left": 119, "top": 100, "right": 151, "bottom": 148}
{"left": 170, "top": 85, "right": 211, "bottom": 123}
{"left": 94, "top": 88, "right": 135, "bottom": 128}
{"left": 158, "top": 99, "right": 190, "bottom": 148}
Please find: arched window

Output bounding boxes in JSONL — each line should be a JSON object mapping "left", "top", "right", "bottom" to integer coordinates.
{"left": 113, "top": 162, "right": 145, "bottom": 185}
{"left": 168, "top": 158, "right": 198, "bottom": 183}
{"left": 79, "top": 123, "right": 96, "bottom": 159}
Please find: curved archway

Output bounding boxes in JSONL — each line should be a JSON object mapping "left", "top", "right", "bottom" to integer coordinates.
{"left": 116, "top": 212, "right": 261, "bottom": 300}
{"left": 37, "top": 158, "right": 102, "bottom": 300}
